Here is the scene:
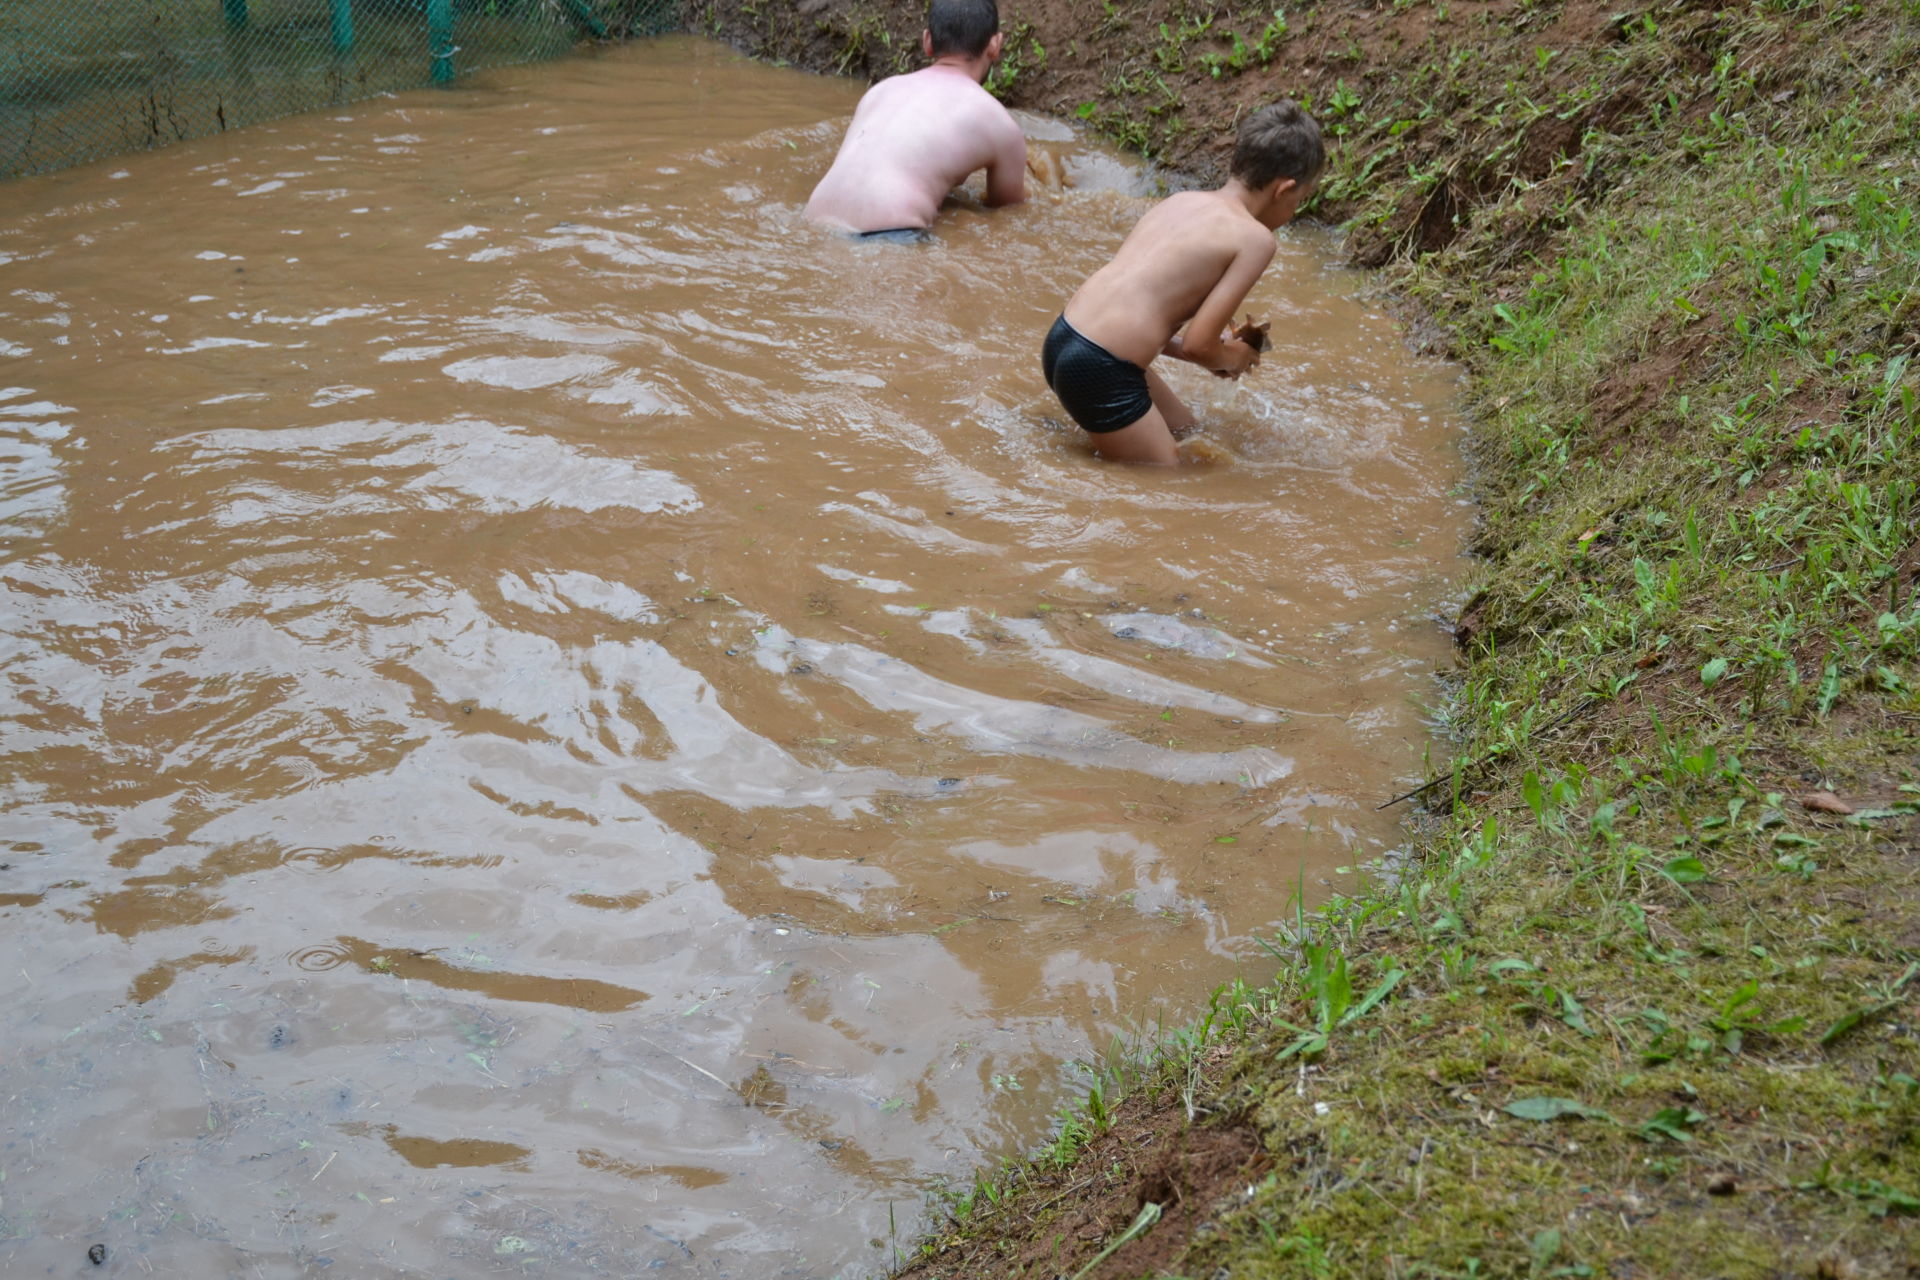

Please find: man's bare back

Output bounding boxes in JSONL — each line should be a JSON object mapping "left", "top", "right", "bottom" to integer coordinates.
{"left": 805, "top": 48, "right": 1026, "bottom": 233}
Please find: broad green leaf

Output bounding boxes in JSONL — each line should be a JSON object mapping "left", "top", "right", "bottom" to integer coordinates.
{"left": 1503, "top": 1096, "right": 1614, "bottom": 1123}
{"left": 1640, "top": 1106, "right": 1705, "bottom": 1142}
{"left": 1824, "top": 1007, "right": 1872, "bottom": 1046}
{"left": 1522, "top": 770, "right": 1545, "bottom": 817}
{"left": 1663, "top": 856, "right": 1708, "bottom": 884}
{"left": 1342, "top": 968, "right": 1405, "bottom": 1026}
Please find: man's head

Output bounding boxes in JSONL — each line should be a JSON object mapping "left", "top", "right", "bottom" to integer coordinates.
{"left": 924, "top": 0, "right": 1001, "bottom": 62}
{"left": 1231, "top": 101, "right": 1326, "bottom": 223}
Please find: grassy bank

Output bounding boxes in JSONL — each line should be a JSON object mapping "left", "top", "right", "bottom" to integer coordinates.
{"left": 695, "top": 0, "right": 1920, "bottom": 1273}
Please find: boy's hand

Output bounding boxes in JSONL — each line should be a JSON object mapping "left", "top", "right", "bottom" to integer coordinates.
{"left": 1232, "top": 314, "right": 1271, "bottom": 353}
{"left": 1212, "top": 332, "right": 1260, "bottom": 379}
{"left": 1167, "top": 332, "right": 1259, "bottom": 378}
{"left": 1178, "top": 226, "right": 1277, "bottom": 380}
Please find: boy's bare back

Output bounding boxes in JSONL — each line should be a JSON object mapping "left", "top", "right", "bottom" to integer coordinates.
{"left": 1063, "top": 189, "right": 1280, "bottom": 371}
{"left": 1039, "top": 101, "right": 1324, "bottom": 465}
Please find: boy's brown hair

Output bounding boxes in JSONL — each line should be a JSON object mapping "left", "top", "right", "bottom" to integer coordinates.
{"left": 1231, "top": 101, "right": 1325, "bottom": 190}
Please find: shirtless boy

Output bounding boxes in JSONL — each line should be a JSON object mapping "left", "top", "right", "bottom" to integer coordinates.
{"left": 1042, "top": 102, "right": 1325, "bottom": 464}
{"left": 804, "top": 0, "right": 1027, "bottom": 239}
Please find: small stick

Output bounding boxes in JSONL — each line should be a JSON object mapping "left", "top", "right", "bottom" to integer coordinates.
{"left": 1377, "top": 700, "right": 1592, "bottom": 810}
{"left": 636, "top": 1035, "right": 730, "bottom": 1092}
{"left": 1376, "top": 767, "right": 1474, "bottom": 811}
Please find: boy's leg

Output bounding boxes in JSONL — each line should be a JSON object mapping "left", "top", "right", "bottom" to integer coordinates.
{"left": 1084, "top": 406, "right": 1180, "bottom": 466}
{"left": 1144, "top": 366, "right": 1197, "bottom": 440}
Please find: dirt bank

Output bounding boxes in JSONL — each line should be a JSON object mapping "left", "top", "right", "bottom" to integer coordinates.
{"left": 690, "top": 0, "right": 1753, "bottom": 273}
{"left": 692, "top": 1, "right": 1920, "bottom": 1275}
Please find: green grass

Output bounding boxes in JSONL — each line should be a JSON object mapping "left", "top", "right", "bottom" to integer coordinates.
{"left": 891, "top": 1, "right": 1919, "bottom": 1275}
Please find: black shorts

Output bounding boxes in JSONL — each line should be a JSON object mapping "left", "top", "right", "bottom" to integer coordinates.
{"left": 1041, "top": 314, "right": 1153, "bottom": 434}
{"left": 856, "top": 226, "right": 933, "bottom": 245}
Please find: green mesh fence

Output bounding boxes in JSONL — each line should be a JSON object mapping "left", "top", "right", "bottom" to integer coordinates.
{"left": 1, "top": 0, "right": 681, "bottom": 181}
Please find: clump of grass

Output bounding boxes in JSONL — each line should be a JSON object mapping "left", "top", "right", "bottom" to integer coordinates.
{"left": 984, "top": 21, "right": 1047, "bottom": 98}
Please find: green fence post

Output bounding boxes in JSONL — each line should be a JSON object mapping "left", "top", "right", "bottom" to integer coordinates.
{"left": 428, "top": 0, "right": 454, "bottom": 83}
{"left": 562, "top": 0, "right": 609, "bottom": 38}
{"left": 331, "top": 0, "right": 355, "bottom": 55}
{"left": 223, "top": 0, "right": 249, "bottom": 30}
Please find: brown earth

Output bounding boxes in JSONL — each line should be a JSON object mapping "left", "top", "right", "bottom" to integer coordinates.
{"left": 685, "top": 0, "right": 1913, "bottom": 449}
{"left": 898, "top": 1062, "right": 1269, "bottom": 1280}
{"left": 689, "top": 0, "right": 1648, "bottom": 266}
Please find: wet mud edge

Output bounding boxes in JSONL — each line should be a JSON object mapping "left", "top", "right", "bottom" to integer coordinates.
{"left": 898, "top": 1049, "right": 1268, "bottom": 1280}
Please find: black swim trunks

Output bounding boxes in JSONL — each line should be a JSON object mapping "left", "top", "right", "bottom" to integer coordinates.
{"left": 857, "top": 226, "right": 933, "bottom": 245}
{"left": 1041, "top": 314, "right": 1154, "bottom": 435}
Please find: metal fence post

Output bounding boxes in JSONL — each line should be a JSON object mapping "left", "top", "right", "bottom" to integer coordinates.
{"left": 223, "top": 0, "right": 249, "bottom": 30}
{"left": 428, "top": 0, "right": 454, "bottom": 83}
{"left": 563, "top": 0, "right": 609, "bottom": 38}
{"left": 331, "top": 0, "right": 355, "bottom": 55}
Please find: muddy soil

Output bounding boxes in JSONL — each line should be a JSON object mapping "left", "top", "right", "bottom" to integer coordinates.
{"left": 693, "top": 0, "right": 1641, "bottom": 268}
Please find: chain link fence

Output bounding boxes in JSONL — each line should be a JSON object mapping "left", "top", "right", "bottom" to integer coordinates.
{"left": 1, "top": 0, "right": 681, "bottom": 181}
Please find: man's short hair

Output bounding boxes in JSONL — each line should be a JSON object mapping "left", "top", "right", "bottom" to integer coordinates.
{"left": 927, "top": 0, "right": 999, "bottom": 59}
{"left": 1231, "top": 101, "right": 1326, "bottom": 189}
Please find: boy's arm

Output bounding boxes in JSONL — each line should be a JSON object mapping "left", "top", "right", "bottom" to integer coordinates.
{"left": 981, "top": 110, "right": 1029, "bottom": 207}
{"left": 1170, "top": 234, "right": 1275, "bottom": 375}
{"left": 1160, "top": 332, "right": 1241, "bottom": 378}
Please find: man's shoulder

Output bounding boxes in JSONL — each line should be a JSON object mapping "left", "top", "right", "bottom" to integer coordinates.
{"left": 860, "top": 70, "right": 915, "bottom": 103}
{"left": 860, "top": 68, "right": 1019, "bottom": 148}
{"left": 891, "top": 67, "right": 1006, "bottom": 111}
{"left": 859, "top": 67, "right": 938, "bottom": 105}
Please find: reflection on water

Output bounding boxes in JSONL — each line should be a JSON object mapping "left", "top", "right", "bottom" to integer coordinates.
{"left": 0, "top": 35, "right": 1466, "bottom": 1278}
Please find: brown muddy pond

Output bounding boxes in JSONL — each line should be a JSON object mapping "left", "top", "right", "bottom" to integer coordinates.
{"left": 0, "top": 35, "right": 1466, "bottom": 1278}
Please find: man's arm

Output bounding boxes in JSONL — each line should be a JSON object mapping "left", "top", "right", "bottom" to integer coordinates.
{"left": 980, "top": 110, "right": 1028, "bottom": 207}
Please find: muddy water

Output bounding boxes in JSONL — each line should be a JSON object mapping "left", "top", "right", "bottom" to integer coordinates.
{"left": 0, "top": 35, "right": 1465, "bottom": 1278}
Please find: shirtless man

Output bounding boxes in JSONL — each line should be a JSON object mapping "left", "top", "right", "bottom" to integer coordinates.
{"left": 1041, "top": 102, "right": 1325, "bottom": 464}
{"left": 804, "top": 0, "right": 1027, "bottom": 239}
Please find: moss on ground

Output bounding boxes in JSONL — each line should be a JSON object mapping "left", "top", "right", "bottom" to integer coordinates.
{"left": 695, "top": 0, "right": 1920, "bottom": 1273}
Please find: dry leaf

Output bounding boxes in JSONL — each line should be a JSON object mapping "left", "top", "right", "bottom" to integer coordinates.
{"left": 1798, "top": 790, "right": 1854, "bottom": 815}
